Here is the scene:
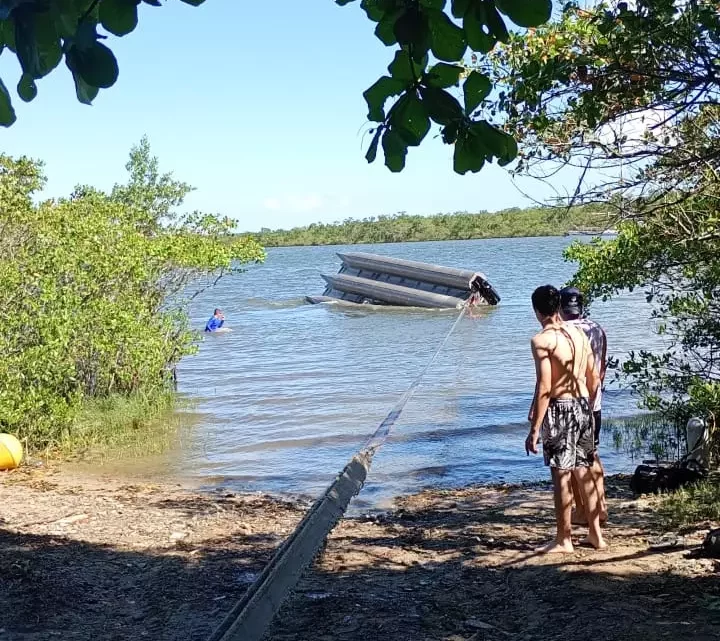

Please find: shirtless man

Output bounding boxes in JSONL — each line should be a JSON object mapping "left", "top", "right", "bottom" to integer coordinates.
{"left": 526, "top": 285, "right": 606, "bottom": 553}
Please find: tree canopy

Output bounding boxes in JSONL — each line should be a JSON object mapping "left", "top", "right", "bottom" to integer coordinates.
{"left": 336, "top": 0, "right": 552, "bottom": 173}
{"left": 252, "top": 204, "right": 610, "bottom": 247}
{"left": 0, "top": 0, "right": 205, "bottom": 126}
{"left": 0, "top": 0, "right": 554, "bottom": 175}
{"left": 488, "top": 0, "right": 720, "bottom": 453}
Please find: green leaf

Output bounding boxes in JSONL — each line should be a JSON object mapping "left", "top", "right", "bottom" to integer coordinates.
{"left": 14, "top": 8, "right": 38, "bottom": 77}
{"left": 67, "top": 42, "right": 119, "bottom": 89}
{"left": 0, "top": 18, "right": 16, "bottom": 52}
{"left": 427, "top": 9, "right": 466, "bottom": 61}
{"left": 424, "top": 62, "right": 463, "bottom": 88}
{"left": 451, "top": 0, "right": 470, "bottom": 19}
{"left": 360, "top": 0, "right": 390, "bottom": 22}
{"left": 464, "top": 3, "right": 496, "bottom": 53}
{"left": 441, "top": 120, "right": 460, "bottom": 144}
{"left": 382, "top": 127, "right": 408, "bottom": 172}
{"left": 363, "top": 75, "right": 405, "bottom": 122}
{"left": 0, "top": 76, "right": 16, "bottom": 126}
{"left": 366, "top": 126, "right": 383, "bottom": 163}
{"left": 474, "top": 120, "right": 517, "bottom": 164}
{"left": 420, "top": 0, "right": 446, "bottom": 8}
{"left": 388, "top": 49, "right": 425, "bottom": 83}
{"left": 495, "top": 0, "right": 552, "bottom": 28}
{"left": 74, "top": 21, "right": 101, "bottom": 51}
{"left": 484, "top": 1, "right": 509, "bottom": 43}
{"left": 390, "top": 92, "right": 430, "bottom": 146}
{"left": 393, "top": 6, "right": 429, "bottom": 50}
{"left": 419, "top": 85, "right": 463, "bottom": 125}
{"left": 463, "top": 70, "right": 491, "bottom": 114}
{"left": 179, "top": 0, "right": 206, "bottom": 5}
{"left": 375, "top": 9, "right": 402, "bottom": 45}
{"left": 454, "top": 128, "right": 486, "bottom": 174}
{"left": 100, "top": 0, "right": 140, "bottom": 37}
{"left": 497, "top": 135, "right": 518, "bottom": 166}
{"left": 336, "top": 0, "right": 356, "bottom": 5}
{"left": 35, "top": 12, "right": 62, "bottom": 77}
{"left": 52, "top": 0, "right": 79, "bottom": 38}
{"left": 0, "top": 0, "right": 29, "bottom": 21}
{"left": 17, "top": 72, "right": 36, "bottom": 102}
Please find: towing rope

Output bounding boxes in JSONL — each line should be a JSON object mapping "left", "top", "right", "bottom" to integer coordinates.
{"left": 206, "top": 305, "right": 469, "bottom": 641}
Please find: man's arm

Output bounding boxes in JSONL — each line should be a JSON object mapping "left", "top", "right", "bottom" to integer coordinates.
{"left": 526, "top": 336, "right": 552, "bottom": 455}
{"left": 528, "top": 380, "right": 538, "bottom": 423}
{"left": 599, "top": 326, "right": 607, "bottom": 383}
{"left": 585, "top": 344, "right": 600, "bottom": 409}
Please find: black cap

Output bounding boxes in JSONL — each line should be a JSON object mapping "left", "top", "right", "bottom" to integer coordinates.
{"left": 560, "top": 286, "right": 583, "bottom": 317}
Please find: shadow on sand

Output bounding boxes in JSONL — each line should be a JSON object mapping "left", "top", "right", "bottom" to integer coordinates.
{"left": 1, "top": 480, "right": 719, "bottom": 641}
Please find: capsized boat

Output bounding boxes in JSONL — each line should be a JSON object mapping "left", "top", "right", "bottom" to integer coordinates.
{"left": 305, "top": 252, "right": 500, "bottom": 309}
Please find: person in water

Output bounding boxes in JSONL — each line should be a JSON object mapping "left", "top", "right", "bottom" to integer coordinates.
{"left": 526, "top": 285, "right": 606, "bottom": 553}
{"left": 559, "top": 286, "right": 609, "bottom": 526}
{"left": 205, "top": 308, "right": 225, "bottom": 332}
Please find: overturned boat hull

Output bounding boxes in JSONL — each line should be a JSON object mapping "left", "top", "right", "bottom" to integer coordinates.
{"left": 306, "top": 252, "right": 500, "bottom": 309}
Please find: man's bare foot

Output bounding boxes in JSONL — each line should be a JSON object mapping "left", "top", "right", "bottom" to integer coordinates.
{"left": 580, "top": 535, "right": 608, "bottom": 550}
{"left": 536, "top": 540, "right": 574, "bottom": 554}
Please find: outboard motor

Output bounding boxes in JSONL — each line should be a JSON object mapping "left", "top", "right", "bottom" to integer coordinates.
{"left": 630, "top": 416, "right": 710, "bottom": 495}
{"left": 685, "top": 416, "right": 711, "bottom": 471}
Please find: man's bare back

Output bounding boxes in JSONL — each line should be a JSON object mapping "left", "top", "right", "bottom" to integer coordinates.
{"left": 532, "top": 321, "right": 596, "bottom": 402}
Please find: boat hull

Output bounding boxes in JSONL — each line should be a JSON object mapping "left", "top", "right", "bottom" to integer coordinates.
{"left": 322, "top": 274, "right": 464, "bottom": 309}
{"left": 306, "top": 251, "right": 500, "bottom": 308}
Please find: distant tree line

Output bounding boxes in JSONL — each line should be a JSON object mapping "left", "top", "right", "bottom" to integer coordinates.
{"left": 250, "top": 204, "right": 612, "bottom": 247}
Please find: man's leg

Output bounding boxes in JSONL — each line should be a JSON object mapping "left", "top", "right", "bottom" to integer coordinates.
{"left": 593, "top": 410, "right": 608, "bottom": 520}
{"left": 538, "top": 467, "right": 574, "bottom": 554}
{"left": 573, "top": 466, "right": 607, "bottom": 549}
{"left": 594, "top": 454, "right": 608, "bottom": 520}
{"left": 570, "top": 472, "right": 587, "bottom": 523}
{"left": 571, "top": 459, "right": 608, "bottom": 524}
{"left": 572, "top": 410, "right": 608, "bottom": 525}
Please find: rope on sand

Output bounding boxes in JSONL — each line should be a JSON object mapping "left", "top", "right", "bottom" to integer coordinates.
{"left": 206, "top": 306, "right": 469, "bottom": 641}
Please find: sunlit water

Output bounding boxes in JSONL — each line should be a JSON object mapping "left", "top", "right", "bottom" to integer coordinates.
{"left": 104, "top": 237, "right": 664, "bottom": 508}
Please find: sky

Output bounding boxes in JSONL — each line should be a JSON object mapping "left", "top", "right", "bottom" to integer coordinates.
{"left": 0, "top": 0, "right": 582, "bottom": 232}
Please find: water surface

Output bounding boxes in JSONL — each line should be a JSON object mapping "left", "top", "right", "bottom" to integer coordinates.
{"left": 151, "top": 237, "right": 661, "bottom": 506}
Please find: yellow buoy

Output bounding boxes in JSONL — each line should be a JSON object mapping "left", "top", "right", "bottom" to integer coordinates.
{"left": 0, "top": 433, "right": 23, "bottom": 470}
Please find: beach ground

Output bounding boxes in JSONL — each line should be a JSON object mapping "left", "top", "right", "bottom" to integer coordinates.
{"left": 1, "top": 466, "right": 718, "bottom": 640}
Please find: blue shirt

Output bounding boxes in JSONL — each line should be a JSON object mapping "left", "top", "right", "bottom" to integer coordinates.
{"left": 205, "top": 316, "right": 224, "bottom": 332}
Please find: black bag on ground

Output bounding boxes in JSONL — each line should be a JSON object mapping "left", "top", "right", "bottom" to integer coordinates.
{"left": 630, "top": 459, "right": 706, "bottom": 495}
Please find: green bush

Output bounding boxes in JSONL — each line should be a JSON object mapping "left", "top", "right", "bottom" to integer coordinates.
{"left": 658, "top": 481, "right": 720, "bottom": 529}
{"left": 0, "top": 140, "right": 265, "bottom": 451}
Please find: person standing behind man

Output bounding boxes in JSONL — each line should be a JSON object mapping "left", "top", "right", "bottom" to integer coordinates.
{"left": 526, "top": 285, "right": 606, "bottom": 553}
{"left": 205, "top": 308, "right": 225, "bottom": 332}
{"left": 559, "top": 286, "right": 608, "bottom": 525}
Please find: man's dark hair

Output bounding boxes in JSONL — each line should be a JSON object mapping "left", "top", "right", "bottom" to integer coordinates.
{"left": 531, "top": 285, "right": 561, "bottom": 318}
{"left": 214, "top": 308, "right": 222, "bottom": 314}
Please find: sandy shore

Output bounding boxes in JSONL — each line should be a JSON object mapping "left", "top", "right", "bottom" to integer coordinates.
{"left": 1, "top": 465, "right": 719, "bottom": 640}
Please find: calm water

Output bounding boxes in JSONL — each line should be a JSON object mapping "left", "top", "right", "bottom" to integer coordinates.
{"left": 159, "top": 237, "right": 658, "bottom": 507}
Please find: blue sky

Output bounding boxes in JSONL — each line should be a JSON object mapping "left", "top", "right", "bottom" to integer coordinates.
{"left": 0, "top": 0, "right": 579, "bottom": 232}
